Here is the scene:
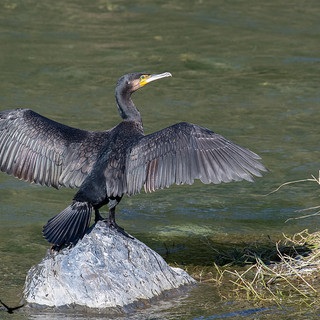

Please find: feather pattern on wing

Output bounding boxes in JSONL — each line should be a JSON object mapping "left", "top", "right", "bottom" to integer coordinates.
{"left": 0, "top": 108, "right": 109, "bottom": 189}
{"left": 126, "top": 122, "right": 267, "bottom": 196}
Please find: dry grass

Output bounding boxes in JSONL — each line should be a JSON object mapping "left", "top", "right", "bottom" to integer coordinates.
{"left": 176, "top": 231, "right": 320, "bottom": 306}
{"left": 265, "top": 170, "right": 320, "bottom": 197}
{"left": 213, "top": 171, "right": 320, "bottom": 306}
{"left": 221, "top": 230, "right": 320, "bottom": 306}
{"left": 172, "top": 171, "right": 320, "bottom": 306}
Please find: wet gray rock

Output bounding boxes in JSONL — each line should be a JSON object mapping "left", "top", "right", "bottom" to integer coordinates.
{"left": 24, "top": 221, "right": 196, "bottom": 310}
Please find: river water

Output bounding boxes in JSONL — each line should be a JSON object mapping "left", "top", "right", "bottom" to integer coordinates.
{"left": 0, "top": 0, "right": 320, "bottom": 319}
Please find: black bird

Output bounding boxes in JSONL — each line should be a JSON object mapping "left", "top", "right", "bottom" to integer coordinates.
{"left": 0, "top": 299, "right": 24, "bottom": 314}
{"left": 0, "top": 72, "right": 267, "bottom": 248}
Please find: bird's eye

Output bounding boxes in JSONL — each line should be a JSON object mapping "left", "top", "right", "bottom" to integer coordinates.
{"left": 140, "top": 75, "right": 145, "bottom": 80}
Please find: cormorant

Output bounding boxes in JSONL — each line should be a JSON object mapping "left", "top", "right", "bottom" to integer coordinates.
{"left": 0, "top": 72, "right": 267, "bottom": 248}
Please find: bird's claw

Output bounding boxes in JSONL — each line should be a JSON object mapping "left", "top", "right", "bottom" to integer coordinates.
{"left": 103, "top": 219, "right": 133, "bottom": 239}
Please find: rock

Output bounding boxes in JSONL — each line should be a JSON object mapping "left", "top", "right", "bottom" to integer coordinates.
{"left": 24, "top": 221, "right": 196, "bottom": 311}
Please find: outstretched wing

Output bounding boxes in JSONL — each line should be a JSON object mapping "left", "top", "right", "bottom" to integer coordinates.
{"left": 0, "top": 108, "right": 109, "bottom": 189}
{"left": 126, "top": 122, "right": 267, "bottom": 195}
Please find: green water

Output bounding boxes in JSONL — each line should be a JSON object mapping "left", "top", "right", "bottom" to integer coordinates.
{"left": 1, "top": 0, "right": 320, "bottom": 318}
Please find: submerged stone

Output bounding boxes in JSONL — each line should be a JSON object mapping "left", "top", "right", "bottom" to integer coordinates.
{"left": 24, "top": 221, "right": 196, "bottom": 311}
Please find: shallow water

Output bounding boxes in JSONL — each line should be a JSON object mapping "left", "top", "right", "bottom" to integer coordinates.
{"left": 1, "top": 0, "right": 320, "bottom": 318}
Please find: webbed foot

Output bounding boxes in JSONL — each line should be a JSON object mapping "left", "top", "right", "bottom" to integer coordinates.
{"left": 103, "top": 218, "right": 133, "bottom": 239}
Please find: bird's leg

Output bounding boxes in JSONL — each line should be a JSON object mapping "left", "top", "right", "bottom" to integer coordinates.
{"left": 94, "top": 209, "right": 104, "bottom": 223}
{"left": 105, "top": 207, "right": 133, "bottom": 239}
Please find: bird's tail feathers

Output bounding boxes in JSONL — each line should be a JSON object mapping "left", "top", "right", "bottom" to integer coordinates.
{"left": 43, "top": 201, "right": 92, "bottom": 247}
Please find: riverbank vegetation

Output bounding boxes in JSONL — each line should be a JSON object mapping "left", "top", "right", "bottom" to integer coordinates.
{"left": 175, "top": 172, "right": 320, "bottom": 307}
{"left": 171, "top": 229, "right": 320, "bottom": 307}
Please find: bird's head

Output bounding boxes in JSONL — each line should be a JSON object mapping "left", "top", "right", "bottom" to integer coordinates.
{"left": 115, "top": 72, "right": 172, "bottom": 122}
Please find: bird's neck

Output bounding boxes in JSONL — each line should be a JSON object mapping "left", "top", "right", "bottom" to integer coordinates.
{"left": 115, "top": 90, "right": 142, "bottom": 124}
